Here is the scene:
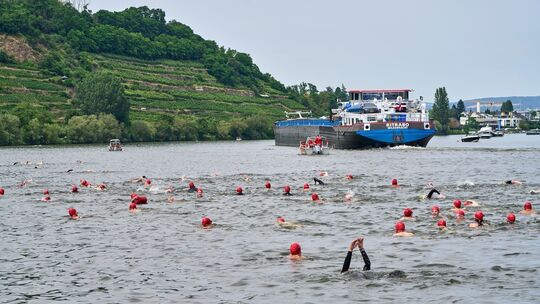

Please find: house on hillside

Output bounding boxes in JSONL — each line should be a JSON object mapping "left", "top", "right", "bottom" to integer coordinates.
{"left": 460, "top": 112, "right": 498, "bottom": 128}
{"left": 498, "top": 112, "right": 523, "bottom": 128}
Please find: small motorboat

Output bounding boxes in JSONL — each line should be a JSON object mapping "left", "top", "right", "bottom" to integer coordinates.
{"left": 299, "top": 135, "right": 329, "bottom": 155}
{"left": 461, "top": 134, "right": 480, "bottom": 142}
{"left": 493, "top": 129, "right": 504, "bottom": 137}
{"left": 109, "top": 139, "right": 123, "bottom": 151}
{"left": 526, "top": 129, "right": 540, "bottom": 135}
{"left": 478, "top": 126, "right": 494, "bottom": 139}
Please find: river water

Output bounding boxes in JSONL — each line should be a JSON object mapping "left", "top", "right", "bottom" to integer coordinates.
{"left": 0, "top": 134, "right": 539, "bottom": 303}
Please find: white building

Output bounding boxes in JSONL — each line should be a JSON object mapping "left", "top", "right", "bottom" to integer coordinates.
{"left": 498, "top": 112, "right": 522, "bottom": 128}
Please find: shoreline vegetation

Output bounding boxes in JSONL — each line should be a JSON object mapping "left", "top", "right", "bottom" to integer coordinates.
{"left": 0, "top": 1, "right": 346, "bottom": 146}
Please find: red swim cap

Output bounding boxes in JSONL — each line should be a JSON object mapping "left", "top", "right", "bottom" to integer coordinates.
{"left": 303, "top": 183, "right": 310, "bottom": 189}
{"left": 133, "top": 196, "right": 148, "bottom": 204}
{"left": 236, "top": 186, "right": 243, "bottom": 194}
{"left": 453, "top": 200, "right": 462, "bottom": 209}
{"left": 43, "top": 189, "right": 49, "bottom": 195}
{"left": 130, "top": 193, "right": 138, "bottom": 199}
{"left": 524, "top": 201, "right": 532, "bottom": 210}
{"left": 68, "top": 208, "right": 78, "bottom": 217}
{"left": 0, "top": 187, "right": 5, "bottom": 195}
{"left": 265, "top": 181, "right": 271, "bottom": 189}
{"left": 311, "top": 193, "right": 319, "bottom": 201}
{"left": 43, "top": 196, "right": 51, "bottom": 201}
{"left": 395, "top": 221, "right": 405, "bottom": 233}
{"left": 290, "top": 242, "right": 301, "bottom": 255}
{"left": 507, "top": 213, "right": 516, "bottom": 223}
{"left": 145, "top": 179, "right": 151, "bottom": 185}
{"left": 284, "top": 185, "right": 291, "bottom": 193}
{"left": 188, "top": 181, "right": 195, "bottom": 189}
{"left": 346, "top": 174, "right": 353, "bottom": 180}
{"left": 277, "top": 216, "right": 285, "bottom": 223}
{"left": 129, "top": 202, "right": 137, "bottom": 210}
{"left": 457, "top": 209, "right": 465, "bottom": 218}
{"left": 71, "top": 185, "right": 78, "bottom": 193}
{"left": 403, "top": 208, "right": 413, "bottom": 217}
{"left": 474, "top": 211, "right": 484, "bottom": 221}
{"left": 431, "top": 205, "right": 440, "bottom": 213}
{"left": 201, "top": 217, "right": 212, "bottom": 227}
{"left": 391, "top": 178, "right": 398, "bottom": 186}
{"left": 197, "top": 188, "right": 203, "bottom": 194}
{"left": 437, "top": 219, "right": 447, "bottom": 227}
{"left": 81, "top": 180, "right": 89, "bottom": 187}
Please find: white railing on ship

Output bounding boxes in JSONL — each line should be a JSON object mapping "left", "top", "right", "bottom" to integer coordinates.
{"left": 341, "top": 112, "right": 429, "bottom": 125}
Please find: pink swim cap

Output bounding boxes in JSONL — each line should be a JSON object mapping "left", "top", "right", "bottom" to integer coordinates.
{"left": 0, "top": 187, "right": 4, "bottom": 195}
{"left": 507, "top": 213, "right": 516, "bottom": 223}
{"left": 129, "top": 202, "right": 137, "bottom": 210}
{"left": 303, "top": 183, "right": 310, "bottom": 190}
{"left": 68, "top": 208, "right": 78, "bottom": 218}
{"left": 395, "top": 221, "right": 405, "bottom": 233}
{"left": 403, "top": 208, "right": 413, "bottom": 217}
{"left": 197, "top": 188, "right": 203, "bottom": 194}
{"left": 130, "top": 193, "right": 138, "bottom": 199}
{"left": 311, "top": 193, "right": 320, "bottom": 201}
{"left": 437, "top": 219, "right": 447, "bottom": 227}
{"left": 290, "top": 242, "right": 301, "bottom": 255}
{"left": 43, "top": 189, "right": 49, "bottom": 195}
{"left": 265, "top": 181, "right": 271, "bottom": 189}
{"left": 474, "top": 211, "right": 484, "bottom": 221}
{"left": 524, "top": 201, "right": 532, "bottom": 210}
{"left": 391, "top": 179, "right": 398, "bottom": 186}
{"left": 453, "top": 200, "right": 462, "bottom": 209}
{"left": 284, "top": 185, "right": 291, "bottom": 193}
{"left": 201, "top": 217, "right": 212, "bottom": 227}
{"left": 71, "top": 185, "right": 78, "bottom": 193}
{"left": 431, "top": 205, "right": 440, "bottom": 213}
{"left": 277, "top": 216, "right": 285, "bottom": 223}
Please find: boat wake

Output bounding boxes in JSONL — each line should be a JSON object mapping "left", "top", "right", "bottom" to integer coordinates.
{"left": 389, "top": 145, "right": 427, "bottom": 150}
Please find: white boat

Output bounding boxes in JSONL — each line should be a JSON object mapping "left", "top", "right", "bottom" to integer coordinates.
{"left": 526, "top": 129, "right": 540, "bottom": 135}
{"left": 478, "top": 126, "right": 494, "bottom": 139}
{"left": 109, "top": 139, "right": 123, "bottom": 151}
{"left": 299, "top": 135, "right": 329, "bottom": 155}
{"left": 461, "top": 134, "right": 480, "bottom": 142}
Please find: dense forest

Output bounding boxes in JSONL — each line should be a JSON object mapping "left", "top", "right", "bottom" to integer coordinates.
{"left": 0, "top": 0, "right": 346, "bottom": 145}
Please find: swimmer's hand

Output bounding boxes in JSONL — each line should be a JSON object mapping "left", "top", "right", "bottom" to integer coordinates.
{"left": 356, "top": 238, "right": 364, "bottom": 249}
{"left": 348, "top": 239, "right": 358, "bottom": 252}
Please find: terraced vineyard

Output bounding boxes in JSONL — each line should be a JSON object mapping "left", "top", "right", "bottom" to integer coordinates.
{"left": 91, "top": 54, "right": 306, "bottom": 122}
{"left": 0, "top": 53, "right": 305, "bottom": 124}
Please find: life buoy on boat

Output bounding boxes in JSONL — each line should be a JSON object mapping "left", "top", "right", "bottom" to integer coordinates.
{"left": 364, "top": 124, "right": 371, "bottom": 131}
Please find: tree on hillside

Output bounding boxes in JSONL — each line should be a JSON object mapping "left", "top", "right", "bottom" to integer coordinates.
{"left": 501, "top": 100, "right": 514, "bottom": 113}
{"left": 431, "top": 87, "right": 450, "bottom": 134}
{"left": 75, "top": 72, "right": 130, "bottom": 123}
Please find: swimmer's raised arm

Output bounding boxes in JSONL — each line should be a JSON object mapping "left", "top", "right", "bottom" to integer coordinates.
{"left": 357, "top": 238, "right": 371, "bottom": 271}
{"left": 341, "top": 239, "right": 358, "bottom": 273}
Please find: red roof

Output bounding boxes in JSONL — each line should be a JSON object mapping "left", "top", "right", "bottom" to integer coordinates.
{"left": 348, "top": 89, "right": 413, "bottom": 93}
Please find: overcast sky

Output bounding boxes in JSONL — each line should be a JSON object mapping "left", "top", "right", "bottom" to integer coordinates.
{"left": 87, "top": 0, "right": 540, "bottom": 101}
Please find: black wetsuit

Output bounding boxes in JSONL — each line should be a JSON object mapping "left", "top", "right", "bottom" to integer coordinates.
{"left": 283, "top": 192, "right": 293, "bottom": 196}
{"left": 505, "top": 180, "right": 513, "bottom": 185}
{"left": 187, "top": 187, "right": 197, "bottom": 193}
{"left": 341, "top": 247, "right": 371, "bottom": 273}
{"left": 313, "top": 177, "right": 325, "bottom": 185}
{"left": 426, "top": 188, "right": 440, "bottom": 199}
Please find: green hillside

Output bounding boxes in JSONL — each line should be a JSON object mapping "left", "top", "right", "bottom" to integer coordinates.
{"left": 0, "top": 1, "right": 342, "bottom": 145}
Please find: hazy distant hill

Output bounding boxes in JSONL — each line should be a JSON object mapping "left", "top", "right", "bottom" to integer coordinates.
{"left": 460, "top": 96, "right": 540, "bottom": 111}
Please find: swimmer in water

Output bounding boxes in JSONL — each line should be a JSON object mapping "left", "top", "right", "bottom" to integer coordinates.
{"left": 400, "top": 208, "right": 415, "bottom": 221}
{"left": 283, "top": 185, "right": 292, "bottom": 196}
{"left": 288, "top": 242, "right": 304, "bottom": 260}
{"left": 95, "top": 183, "right": 106, "bottom": 191}
{"left": 236, "top": 186, "right": 244, "bottom": 195}
{"left": 469, "top": 211, "right": 486, "bottom": 228}
{"left": 504, "top": 180, "right": 522, "bottom": 185}
{"left": 66, "top": 169, "right": 73, "bottom": 173}
{"left": 391, "top": 178, "right": 399, "bottom": 188}
{"left": 303, "top": 183, "right": 310, "bottom": 191}
{"left": 311, "top": 192, "right": 321, "bottom": 203}
{"left": 344, "top": 189, "right": 354, "bottom": 202}
{"left": 313, "top": 177, "right": 325, "bottom": 185}
{"left": 464, "top": 200, "right": 480, "bottom": 207}
{"left": 319, "top": 171, "right": 329, "bottom": 177}
{"left": 341, "top": 238, "right": 371, "bottom": 273}
{"left": 507, "top": 213, "right": 516, "bottom": 224}
{"left": 431, "top": 205, "right": 440, "bottom": 217}
{"left": 345, "top": 174, "right": 353, "bottom": 180}
{"left": 452, "top": 200, "right": 463, "bottom": 212}
{"left": 393, "top": 221, "right": 414, "bottom": 237}
{"left": 80, "top": 179, "right": 90, "bottom": 187}
{"left": 520, "top": 201, "right": 535, "bottom": 215}
{"left": 129, "top": 202, "right": 139, "bottom": 213}
{"left": 187, "top": 181, "right": 198, "bottom": 192}
{"left": 144, "top": 179, "right": 152, "bottom": 188}
{"left": 164, "top": 185, "right": 173, "bottom": 193}
{"left": 530, "top": 189, "right": 539, "bottom": 195}
{"left": 456, "top": 209, "right": 465, "bottom": 221}
{"left": 437, "top": 219, "right": 448, "bottom": 231}
{"left": 196, "top": 188, "right": 203, "bottom": 198}
{"left": 425, "top": 187, "right": 446, "bottom": 199}
{"left": 201, "top": 217, "right": 213, "bottom": 228}
{"left": 68, "top": 208, "right": 79, "bottom": 220}
{"left": 0, "top": 187, "right": 4, "bottom": 196}
{"left": 167, "top": 195, "right": 175, "bottom": 203}
{"left": 71, "top": 185, "right": 78, "bottom": 193}
{"left": 265, "top": 181, "right": 271, "bottom": 189}
{"left": 276, "top": 216, "right": 303, "bottom": 229}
